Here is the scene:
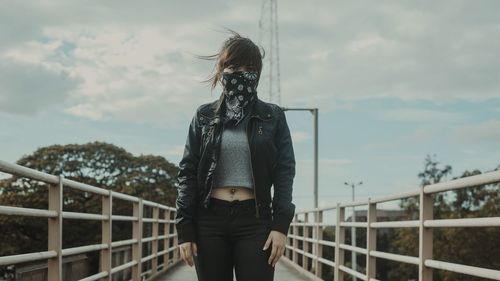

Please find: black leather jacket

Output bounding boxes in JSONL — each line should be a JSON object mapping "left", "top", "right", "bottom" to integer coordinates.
{"left": 175, "top": 97, "right": 296, "bottom": 244}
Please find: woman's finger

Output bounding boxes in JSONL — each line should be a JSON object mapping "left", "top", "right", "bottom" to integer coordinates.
{"left": 272, "top": 245, "right": 284, "bottom": 266}
{"left": 181, "top": 244, "right": 193, "bottom": 266}
{"left": 268, "top": 242, "right": 278, "bottom": 265}
{"left": 192, "top": 242, "right": 198, "bottom": 257}
{"left": 263, "top": 234, "right": 272, "bottom": 250}
{"left": 183, "top": 245, "right": 194, "bottom": 266}
{"left": 180, "top": 247, "right": 187, "bottom": 263}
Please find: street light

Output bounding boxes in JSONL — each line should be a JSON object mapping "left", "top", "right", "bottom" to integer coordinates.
{"left": 281, "top": 106, "right": 319, "bottom": 274}
{"left": 281, "top": 107, "right": 319, "bottom": 208}
{"left": 344, "top": 181, "right": 363, "bottom": 203}
{"left": 344, "top": 180, "right": 363, "bottom": 280}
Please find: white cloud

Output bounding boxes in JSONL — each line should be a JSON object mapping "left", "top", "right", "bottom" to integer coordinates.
{"left": 450, "top": 119, "right": 500, "bottom": 144}
{"left": 165, "top": 145, "right": 185, "bottom": 159}
{"left": 290, "top": 130, "right": 310, "bottom": 143}
{"left": 363, "top": 127, "right": 433, "bottom": 150}
{"left": 4, "top": 40, "right": 63, "bottom": 64}
{"left": 2, "top": 25, "right": 223, "bottom": 126}
{"left": 278, "top": 1, "right": 500, "bottom": 103}
{"left": 297, "top": 158, "right": 353, "bottom": 166}
{"left": 1, "top": 0, "right": 500, "bottom": 123}
{"left": 377, "top": 108, "right": 464, "bottom": 123}
{"left": 345, "top": 33, "right": 401, "bottom": 55}
{"left": 0, "top": 59, "right": 80, "bottom": 115}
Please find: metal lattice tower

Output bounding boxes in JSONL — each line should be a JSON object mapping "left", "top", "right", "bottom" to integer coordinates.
{"left": 258, "top": 0, "right": 281, "bottom": 105}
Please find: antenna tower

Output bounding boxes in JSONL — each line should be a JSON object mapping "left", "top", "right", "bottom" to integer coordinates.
{"left": 258, "top": 0, "right": 281, "bottom": 105}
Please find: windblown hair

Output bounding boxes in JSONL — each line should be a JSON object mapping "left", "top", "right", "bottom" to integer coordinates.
{"left": 195, "top": 28, "right": 265, "bottom": 115}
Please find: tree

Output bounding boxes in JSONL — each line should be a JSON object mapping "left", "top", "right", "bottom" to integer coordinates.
{"left": 0, "top": 141, "right": 179, "bottom": 258}
{"left": 387, "top": 154, "right": 500, "bottom": 281}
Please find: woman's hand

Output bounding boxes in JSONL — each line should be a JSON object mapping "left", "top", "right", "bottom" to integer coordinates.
{"left": 263, "top": 230, "right": 286, "bottom": 267}
{"left": 179, "top": 241, "right": 198, "bottom": 267}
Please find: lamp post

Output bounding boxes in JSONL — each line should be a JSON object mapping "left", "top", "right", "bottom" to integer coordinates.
{"left": 344, "top": 181, "right": 363, "bottom": 280}
{"left": 281, "top": 106, "right": 319, "bottom": 273}
{"left": 281, "top": 107, "right": 319, "bottom": 208}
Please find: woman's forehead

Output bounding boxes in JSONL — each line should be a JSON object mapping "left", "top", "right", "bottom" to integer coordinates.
{"left": 226, "top": 63, "right": 256, "bottom": 70}
{"left": 224, "top": 57, "right": 255, "bottom": 66}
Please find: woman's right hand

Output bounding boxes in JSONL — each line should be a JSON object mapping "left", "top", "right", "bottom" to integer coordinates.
{"left": 179, "top": 241, "right": 198, "bottom": 267}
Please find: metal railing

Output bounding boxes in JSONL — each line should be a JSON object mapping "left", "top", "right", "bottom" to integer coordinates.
{"left": 281, "top": 169, "right": 500, "bottom": 281}
{"left": 0, "top": 160, "right": 181, "bottom": 281}
{"left": 2, "top": 158, "right": 500, "bottom": 281}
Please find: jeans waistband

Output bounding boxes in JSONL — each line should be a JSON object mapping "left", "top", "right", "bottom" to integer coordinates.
{"left": 200, "top": 197, "right": 272, "bottom": 217}
{"left": 209, "top": 197, "right": 257, "bottom": 208}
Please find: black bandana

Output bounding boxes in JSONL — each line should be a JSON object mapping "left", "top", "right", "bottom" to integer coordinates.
{"left": 221, "top": 70, "right": 259, "bottom": 126}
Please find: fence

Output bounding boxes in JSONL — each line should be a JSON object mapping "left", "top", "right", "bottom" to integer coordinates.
{"left": 1, "top": 159, "right": 500, "bottom": 281}
{"left": 282, "top": 169, "right": 500, "bottom": 281}
{"left": 0, "top": 159, "right": 181, "bottom": 281}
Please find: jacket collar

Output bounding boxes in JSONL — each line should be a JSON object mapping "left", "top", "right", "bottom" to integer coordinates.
{"left": 199, "top": 97, "right": 273, "bottom": 123}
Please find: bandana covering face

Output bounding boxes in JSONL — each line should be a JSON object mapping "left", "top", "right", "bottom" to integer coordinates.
{"left": 221, "top": 70, "right": 259, "bottom": 126}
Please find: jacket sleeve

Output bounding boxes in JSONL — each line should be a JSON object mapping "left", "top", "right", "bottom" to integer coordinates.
{"left": 175, "top": 108, "right": 201, "bottom": 244}
{"left": 271, "top": 108, "right": 296, "bottom": 235}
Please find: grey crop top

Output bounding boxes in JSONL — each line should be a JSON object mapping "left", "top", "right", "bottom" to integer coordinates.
{"left": 212, "top": 115, "right": 254, "bottom": 190}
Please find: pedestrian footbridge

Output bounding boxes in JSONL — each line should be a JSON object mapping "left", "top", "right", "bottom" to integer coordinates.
{"left": 0, "top": 159, "right": 499, "bottom": 281}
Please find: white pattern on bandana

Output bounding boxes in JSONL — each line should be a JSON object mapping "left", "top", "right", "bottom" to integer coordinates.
{"left": 221, "top": 71, "right": 259, "bottom": 126}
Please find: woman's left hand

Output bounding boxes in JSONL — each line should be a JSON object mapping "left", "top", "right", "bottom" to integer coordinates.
{"left": 263, "top": 230, "right": 286, "bottom": 267}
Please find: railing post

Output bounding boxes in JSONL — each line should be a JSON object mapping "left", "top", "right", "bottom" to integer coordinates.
{"left": 164, "top": 209, "right": 171, "bottom": 269}
{"left": 48, "top": 175, "right": 63, "bottom": 281}
{"left": 314, "top": 209, "right": 323, "bottom": 278}
{"left": 419, "top": 186, "right": 433, "bottom": 281}
{"left": 366, "top": 199, "right": 377, "bottom": 279}
{"left": 303, "top": 212, "right": 310, "bottom": 271}
{"left": 173, "top": 210, "right": 179, "bottom": 261}
{"left": 334, "top": 204, "right": 345, "bottom": 281}
{"left": 132, "top": 199, "right": 143, "bottom": 281}
{"left": 152, "top": 205, "right": 159, "bottom": 275}
{"left": 100, "top": 190, "right": 113, "bottom": 281}
{"left": 292, "top": 213, "right": 299, "bottom": 264}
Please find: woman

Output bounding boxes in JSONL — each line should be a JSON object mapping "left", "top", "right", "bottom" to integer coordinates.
{"left": 175, "top": 30, "right": 296, "bottom": 281}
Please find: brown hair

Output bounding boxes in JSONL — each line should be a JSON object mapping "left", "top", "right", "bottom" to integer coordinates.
{"left": 195, "top": 28, "right": 265, "bottom": 115}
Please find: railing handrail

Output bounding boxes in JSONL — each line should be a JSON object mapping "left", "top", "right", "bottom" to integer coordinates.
{"left": 0, "top": 159, "right": 180, "bottom": 281}
{"left": 295, "top": 169, "right": 500, "bottom": 214}
{"left": 0, "top": 159, "right": 175, "bottom": 211}
{"left": 285, "top": 168, "right": 500, "bottom": 281}
{"left": 1, "top": 159, "right": 500, "bottom": 281}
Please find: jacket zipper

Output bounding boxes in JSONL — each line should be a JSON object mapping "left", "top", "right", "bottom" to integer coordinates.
{"left": 205, "top": 120, "right": 224, "bottom": 209}
{"left": 246, "top": 116, "right": 260, "bottom": 218}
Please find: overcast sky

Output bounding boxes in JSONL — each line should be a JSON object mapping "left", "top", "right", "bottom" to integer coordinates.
{"left": 1, "top": 0, "right": 499, "bottom": 212}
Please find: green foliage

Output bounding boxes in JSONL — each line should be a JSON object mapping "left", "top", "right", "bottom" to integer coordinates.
{"left": 387, "top": 154, "right": 500, "bottom": 281}
{"left": 0, "top": 141, "right": 179, "bottom": 256}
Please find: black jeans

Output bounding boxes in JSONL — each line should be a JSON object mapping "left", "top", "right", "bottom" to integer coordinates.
{"left": 193, "top": 197, "right": 275, "bottom": 281}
